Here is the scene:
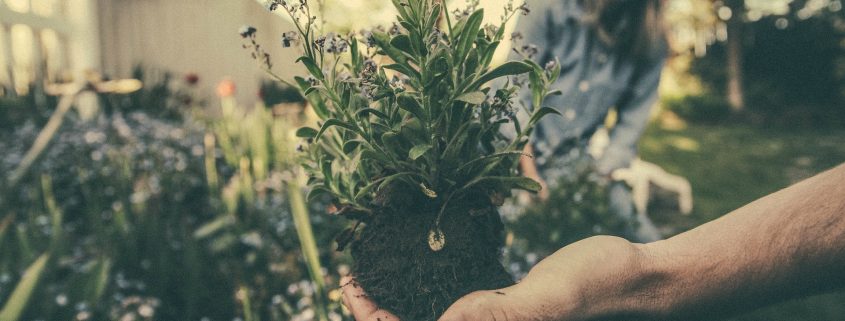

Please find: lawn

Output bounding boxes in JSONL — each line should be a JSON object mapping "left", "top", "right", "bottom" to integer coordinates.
{"left": 639, "top": 120, "right": 845, "bottom": 320}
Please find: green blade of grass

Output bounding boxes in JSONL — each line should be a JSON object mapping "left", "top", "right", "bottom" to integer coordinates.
{"left": 287, "top": 176, "right": 329, "bottom": 321}
{"left": 0, "top": 253, "right": 50, "bottom": 321}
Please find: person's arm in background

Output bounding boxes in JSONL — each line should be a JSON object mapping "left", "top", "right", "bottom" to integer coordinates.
{"left": 520, "top": 144, "right": 549, "bottom": 199}
{"left": 594, "top": 55, "right": 665, "bottom": 176}
{"left": 438, "top": 163, "right": 845, "bottom": 320}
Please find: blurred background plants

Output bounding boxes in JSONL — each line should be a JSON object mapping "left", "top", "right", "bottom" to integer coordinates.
{"left": 0, "top": 70, "right": 347, "bottom": 321}
{"left": 1, "top": 0, "right": 845, "bottom": 320}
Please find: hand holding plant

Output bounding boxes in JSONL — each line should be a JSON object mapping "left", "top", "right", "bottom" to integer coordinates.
{"left": 246, "top": 0, "right": 563, "bottom": 319}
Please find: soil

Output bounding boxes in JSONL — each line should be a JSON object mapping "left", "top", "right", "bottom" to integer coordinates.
{"left": 350, "top": 190, "right": 514, "bottom": 321}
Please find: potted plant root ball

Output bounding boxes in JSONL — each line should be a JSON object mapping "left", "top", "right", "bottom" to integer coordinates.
{"left": 262, "top": 0, "right": 561, "bottom": 319}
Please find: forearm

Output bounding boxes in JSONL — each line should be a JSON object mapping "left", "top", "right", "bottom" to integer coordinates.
{"left": 628, "top": 163, "right": 845, "bottom": 319}
{"left": 520, "top": 144, "right": 540, "bottom": 179}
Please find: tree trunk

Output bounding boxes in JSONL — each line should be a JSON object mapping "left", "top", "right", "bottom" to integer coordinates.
{"left": 726, "top": 0, "right": 746, "bottom": 112}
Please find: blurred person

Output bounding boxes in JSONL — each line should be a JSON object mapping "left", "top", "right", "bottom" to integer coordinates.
{"left": 515, "top": 0, "right": 668, "bottom": 242}
{"left": 342, "top": 163, "right": 845, "bottom": 320}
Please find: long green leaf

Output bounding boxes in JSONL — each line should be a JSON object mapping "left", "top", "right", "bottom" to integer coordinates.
{"left": 455, "top": 91, "right": 486, "bottom": 105}
{"left": 529, "top": 107, "right": 562, "bottom": 127}
{"left": 314, "top": 119, "right": 359, "bottom": 141}
{"left": 342, "top": 140, "right": 364, "bottom": 154}
{"left": 470, "top": 61, "right": 532, "bottom": 89}
{"left": 356, "top": 108, "right": 390, "bottom": 120}
{"left": 456, "top": 9, "right": 484, "bottom": 64}
{"left": 462, "top": 176, "right": 542, "bottom": 193}
{"left": 397, "top": 95, "right": 427, "bottom": 121}
{"left": 383, "top": 63, "right": 421, "bottom": 80}
{"left": 372, "top": 32, "right": 410, "bottom": 65}
{"left": 354, "top": 172, "right": 420, "bottom": 201}
{"left": 408, "top": 144, "right": 433, "bottom": 160}
{"left": 193, "top": 215, "right": 236, "bottom": 239}
{"left": 378, "top": 172, "right": 423, "bottom": 192}
{"left": 287, "top": 178, "right": 330, "bottom": 321}
{"left": 456, "top": 151, "right": 527, "bottom": 173}
{"left": 390, "top": 34, "right": 414, "bottom": 56}
{"left": 296, "top": 127, "right": 319, "bottom": 138}
{"left": 88, "top": 258, "right": 111, "bottom": 303}
{"left": 296, "top": 56, "right": 325, "bottom": 80}
{"left": 0, "top": 254, "right": 50, "bottom": 321}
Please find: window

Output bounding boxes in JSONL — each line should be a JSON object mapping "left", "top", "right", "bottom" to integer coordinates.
{"left": 0, "top": 0, "right": 74, "bottom": 95}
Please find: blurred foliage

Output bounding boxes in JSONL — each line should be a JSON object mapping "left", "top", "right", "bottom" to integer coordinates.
{"left": 0, "top": 86, "right": 59, "bottom": 136}
{"left": 689, "top": 0, "right": 845, "bottom": 124}
{"left": 662, "top": 94, "right": 732, "bottom": 123}
{"left": 0, "top": 74, "right": 348, "bottom": 320}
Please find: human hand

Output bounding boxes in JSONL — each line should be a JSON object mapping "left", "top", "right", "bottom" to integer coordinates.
{"left": 340, "top": 276, "right": 399, "bottom": 321}
{"left": 342, "top": 236, "right": 652, "bottom": 321}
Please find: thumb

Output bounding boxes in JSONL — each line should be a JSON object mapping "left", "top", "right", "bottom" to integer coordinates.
{"left": 438, "top": 288, "right": 522, "bottom": 321}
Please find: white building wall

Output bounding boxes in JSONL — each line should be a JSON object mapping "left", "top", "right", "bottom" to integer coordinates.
{"left": 98, "top": 0, "right": 303, "bottom": 105}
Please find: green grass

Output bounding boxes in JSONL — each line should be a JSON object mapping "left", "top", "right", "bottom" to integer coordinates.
{"left": 639, "top": 121, "right": 845, "bottom": 320}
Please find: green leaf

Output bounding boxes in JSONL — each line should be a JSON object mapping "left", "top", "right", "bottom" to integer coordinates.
{"left": 464, "top": 47, "right": 480, "bottom": 78}
{"left": 464, "top": 176, "right": 542, "bottom": 193}
{"left": 425, "top": 3, "right": 441, "bottom": 32}
{"left": 306, "top": 185, "right": 333, "bottom": 203}
{"left": 455, "top": 91, "right": 487, "bottom": 105}
{"left": 391, "top": 0, "right": 413, "bottom": 22}
{"left": 373, "top": 32, "right": 411, "bottom": 64}
{"left": 88, "top": 258, "right": 112, "bottom": 303}
{"left": 351, "top": 37, "right": 361, "bottom": 73}
{"left": 546, "top": 89, "right": 563, "bottom": 97}
{"left": 481, "top": 40, "right": 501, "bottom": 67}
{"left": 296, "top": 127, "right": 319, "bottom": 138}
{"left": 193, "top": 215, "right": 236, "bottom": 239}
{"left": 303, "top": 86, "right": 318, "bottom": 97}
{"left": 397, "top": 94, "right": 427, "bottom": 121}
{"left": 378, "top": 172, "right": 421, "bottom": 192}
{"left": 315, "top": 119, "right": 359, "bottom": 141}
{"left": 357, "top": 108, "right": 390, "bottom": 120}
{"left": 529, "top": 107, "right": 562, "bottom": 127}
{"left": 383, "top": 63, "right": 421, "bottom": 80}
{"left": 296, "top": 56, "right": 324, "bottom": 81}
{"left": 343, "top": 140, "right": 364, "bottom": 154}
{"left": 408, "top": 144, "right": 433, "bottom": 160}
{"left": 390, "top": 34, "right": 414, "bottom": 55}
{"left": 0, "top": 254, "right": 50, "bottom": 321}
{"left": 321, "top": 158, "right": 334, "bottom": 181}
{"left": 381, "top": 131, "right": 405, "bottom": 157}
{"left": 471, "top": 61, "right": 532, "bottom": 89}
{"left": 361, "top": 149, "right": 391, "bottom": 163}
{"left": 456, "top": 9, "right": 484, "bottom": 64}
{"left": 456, "top": 151, "right": 527, "bottom": 173}
{"left": 443, "top": 121, "right": 476, "bottom": 157}
{"left": 296, "top": 76, "right": 330, "bottom": 119}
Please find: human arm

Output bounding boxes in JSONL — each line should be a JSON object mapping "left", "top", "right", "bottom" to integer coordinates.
{"left": 519, "top": 143, "right": 549, "bottom": 200}
{"left": 439, "top": 163, "right": 845, "bottom": 320}
{"left": 594, "top": 56, "right": 665, "bottom": 175}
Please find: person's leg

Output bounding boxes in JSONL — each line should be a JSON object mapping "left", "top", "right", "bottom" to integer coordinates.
{"left": 608, "top": 181, "right": 662, "bottom": 243}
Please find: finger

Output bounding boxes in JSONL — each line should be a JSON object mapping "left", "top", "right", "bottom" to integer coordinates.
{"left": 340, "top": 276, "right": 400, "bottom": 321}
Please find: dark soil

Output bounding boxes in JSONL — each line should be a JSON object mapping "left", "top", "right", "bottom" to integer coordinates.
{"left": 350, "top": 192, "right": 513, "bottom": 321}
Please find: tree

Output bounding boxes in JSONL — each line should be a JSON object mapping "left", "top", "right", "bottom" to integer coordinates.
{"left": 725, "top": 0, "right": 747, "bottom": 112}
